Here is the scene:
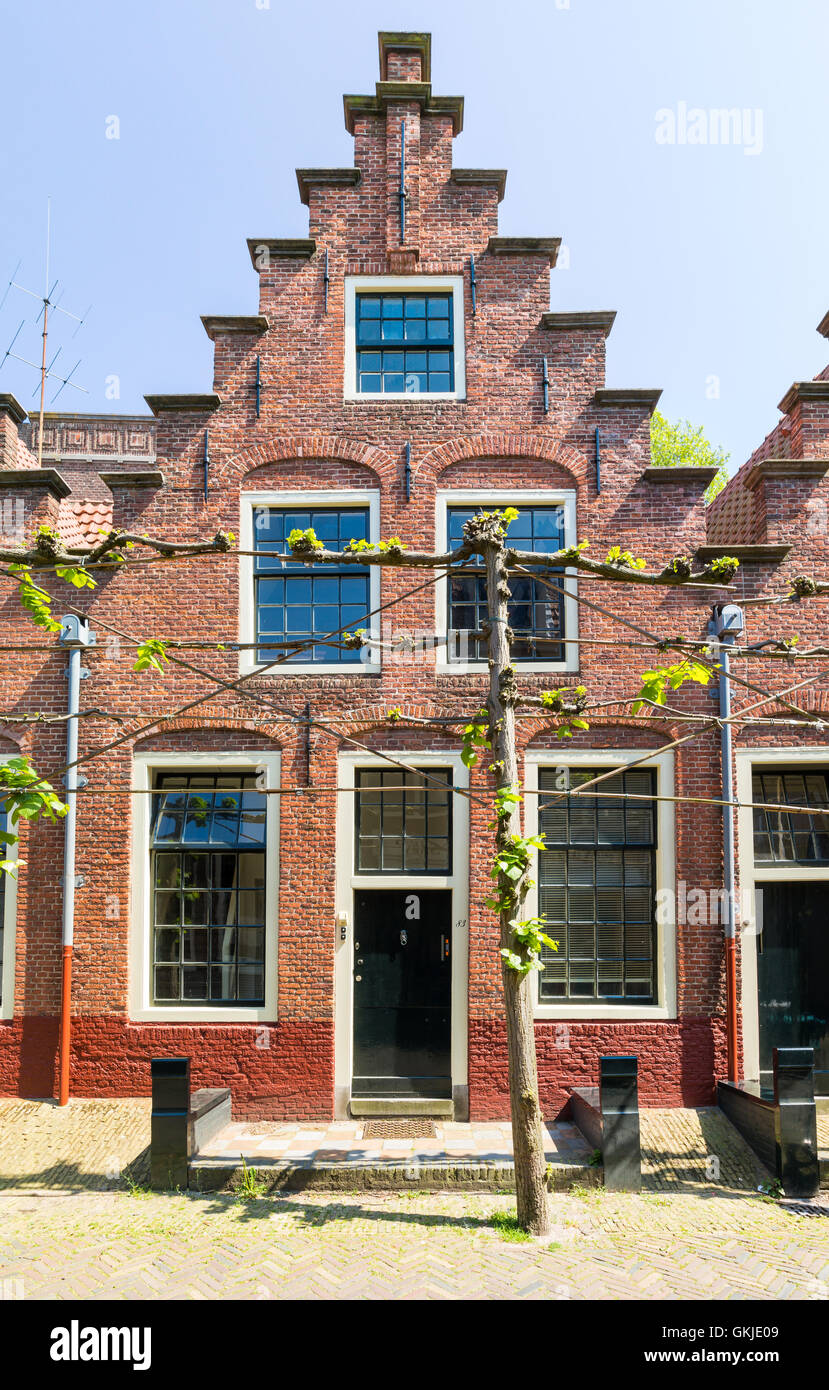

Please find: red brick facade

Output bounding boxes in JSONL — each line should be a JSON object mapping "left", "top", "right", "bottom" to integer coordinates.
{"left": 1, "top": 32, "right": 828, "bottom": 1119}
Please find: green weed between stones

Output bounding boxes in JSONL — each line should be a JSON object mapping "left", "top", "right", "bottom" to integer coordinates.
{"left": 489, "top": 1210, "right": 532, "bottom": 1243}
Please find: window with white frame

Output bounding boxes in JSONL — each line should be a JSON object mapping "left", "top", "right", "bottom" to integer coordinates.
{"left": 447, "top": 504, "right": 567, "bottom": 663}
{"left": 150, "top": 772, "right": 266, "bottom": 1005}
{"left": 435, "top": 490, "right": 577, "bottom": 672}
{"left": 240, "top": 491, "right": 381, "bottom": 677}
{"left": 344, "top": 276, "right": 466, "bottom": 401}
{"left": 537, "top": 766, "right": 657, "bottom": 1002}
{"left": 253, "top": 506, "right": 371, "bottom": 666}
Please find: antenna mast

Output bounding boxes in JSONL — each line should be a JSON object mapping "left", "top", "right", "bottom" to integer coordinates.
{"left": 0, "top": 198, "right": 91, "bottom": 462}
{"left": 36, "top": 198, "right": 52, "bottom": 468}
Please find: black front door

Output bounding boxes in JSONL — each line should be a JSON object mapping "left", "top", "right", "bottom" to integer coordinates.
{"left": 353, "top": 889, "right": 452, "bottom": 1098}
{"left": 757, "top": 881, "right": 829, "bottom": 1095}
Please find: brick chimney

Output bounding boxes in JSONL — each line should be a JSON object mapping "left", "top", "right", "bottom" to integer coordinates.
{"left": 379, "top": 33, "right": 431, "bottom": 268}
{"left": 378, "top": 31, "right": 431, "bottom": 83}
{"left": 342, "top": 33, "right": 462, "bottom": 273}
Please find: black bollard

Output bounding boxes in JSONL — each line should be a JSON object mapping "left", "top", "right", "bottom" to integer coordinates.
{"left": 600, "top": 1055, "right": 641, "bottom": 1191}
{"left": 150, "top": 1057, "right": 190, "bottom": 1190}
{"left": 773, "top": 1047, "right": 819, "bottom": 1199}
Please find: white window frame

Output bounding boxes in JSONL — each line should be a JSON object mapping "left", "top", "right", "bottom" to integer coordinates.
{"left": 0, "top": 756, "right": 19, "bottom": 1021}
{"left": 129, "top": 750, "right": 281, "bottom": 1023}
{"left": 333, "top": 751, "right": 470, "bottom": 1117}
{"left": 524, "top": 749, "right": 677, "bottom": 1020}
{"left": 736, "top": 747, "right": 829, "bottom": 1086}
{"left": 239, "top": 490, "right": 381, "bottom": 677}
{"left": 344, "top": 275, "right": 466, "bottom": 402}
{"left": 434, "top": 489, "right": 579, "bottom": 674}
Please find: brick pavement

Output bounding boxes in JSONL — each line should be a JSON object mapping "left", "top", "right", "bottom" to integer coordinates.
{"left": 0, "top": 1099, "right": 152, "bottom": 1191}
{"left": 0, "top": 1099, "right": 778, "bottom": 1194}
{"left": 0, "top": 1187, "right": 827, "bottom": 1301}
{"left": 0, "top": 1095, "right": 778, "bottom": 1195}
{"left": 0, "top": 1098, "right": 826, "bottom": 1299}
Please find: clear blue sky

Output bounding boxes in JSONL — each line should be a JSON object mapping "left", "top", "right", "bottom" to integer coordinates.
{"left": 1, "top": 0, "right": 826, "bottom": 474}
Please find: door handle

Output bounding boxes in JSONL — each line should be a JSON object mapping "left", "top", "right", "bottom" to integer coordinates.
{"left": 441, "top": 935, "right": 450, "bottom": 960}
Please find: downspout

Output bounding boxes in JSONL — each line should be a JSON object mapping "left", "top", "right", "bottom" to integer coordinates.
{"left": 58, "top": 614, "right": 94, "bottom": 1105}
{"left": 710, "top": 601, "right": 744, "bottom": 1084}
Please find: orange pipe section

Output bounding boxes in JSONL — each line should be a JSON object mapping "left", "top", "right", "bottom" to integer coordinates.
{"left": 58, "top": 944, "right": 72, "bottom": 1106}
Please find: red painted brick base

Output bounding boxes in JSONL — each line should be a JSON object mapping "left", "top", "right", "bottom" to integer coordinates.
{"left": 0, "top": 1018, "right": 334, "bottom": 1121}
{"left": 469, "top": 1018, "right": 729, "bottom": 1119}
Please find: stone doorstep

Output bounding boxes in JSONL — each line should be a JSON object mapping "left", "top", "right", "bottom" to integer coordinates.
{"left": 188, "top": 1157, "right": 601, "bottom": 1194}
{"left": 348, "top": 1098, "right": 454, "bottom": 1118}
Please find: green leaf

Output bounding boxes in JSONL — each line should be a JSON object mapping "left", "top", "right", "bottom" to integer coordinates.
{"left": 8, "top": 565, "right": 62, "bottom": 633}
{"left": 287, "top": 527, "right": 322, "bottom": 552}
{"left": 133, "top": 638, "right": 170, "bottom": 674}
{"left": 632, "top": 659, "right": 711, "bottom": 714}
{"left": 55, "top": 566, "right": 97, "bottom": 590}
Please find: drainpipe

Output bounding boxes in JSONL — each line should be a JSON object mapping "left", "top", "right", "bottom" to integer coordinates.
{"left": 709, "top": 601, "right": 744, "bottom": 1084}
{"left": 57, "top": 614, "right": 95, "bottom": 1106}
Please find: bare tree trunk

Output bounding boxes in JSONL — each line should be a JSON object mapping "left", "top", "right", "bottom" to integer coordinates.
{"left": 485, "top": 538, "right": 550, "bottom": 1236}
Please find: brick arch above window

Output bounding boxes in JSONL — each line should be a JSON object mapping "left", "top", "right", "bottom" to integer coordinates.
{"left": 132, "top": 721, "right": 288, "bottom": 752}
{"left": 422, "top": 435, "right": 590, "bottom": 492}
{"left": 334, "top": 717, "right": 462, "bottom": 749}
{"left": 522, "top": 719, "right": 676, "bottom": 754}
{"left": 222, "top": 435, "right": 397, "bottom": 488}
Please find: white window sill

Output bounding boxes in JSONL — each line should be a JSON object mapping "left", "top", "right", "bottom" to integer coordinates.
{"left": 130, "top": 1006, "right": 273, "bottom": 1024}
{"left": 345, "top": 392, "right": 466, "bottom": 404}
{"left": 534, "top": 1004, "right": 673, "bottom": 1022}
{"left": 436, "top": 661, "right": 576, "bottom": 677}
{"left": 240, "top": 662, "right": 381, "bottom": 678}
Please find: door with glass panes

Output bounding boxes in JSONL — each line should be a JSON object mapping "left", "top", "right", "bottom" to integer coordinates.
{"left": 351, "top": 769, "right": 453, "bottom": 1099}
{"left": 752, "top": 769, "right": 829, "bottom": 1094}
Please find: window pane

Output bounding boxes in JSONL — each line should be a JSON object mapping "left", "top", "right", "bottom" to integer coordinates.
{"left": 150, "top": 774, "right": 266, "bottom": 1004}
{"left": 447, "top": 506, "right": 566, "bottom": 663}
{"left": 154, "top": 966, "right": 180, "bottom": 1001}
{"left": 182, "top": 966, "right": 208, "bottom": 1000}
{"left": 536, "top": 768, "right": 656, "bottom": 1002}
{"left": 753, "top": 769, "right": 829, "bottom": 864}
{"left": 155, "top": 929, "right": 180, "bottom": 962}
{"left": 254, "top": 508, "right": 370, "bottom": 664}
{"left": 356, "top": 294, "right": 454, "bottom": 394}
{"left": 355, "top": 768, "right": 452, "bottom": 874}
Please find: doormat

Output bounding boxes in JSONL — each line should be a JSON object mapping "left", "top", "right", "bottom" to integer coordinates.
{"left": 362, "top": 1120, "right": 437, "bottom": 1140}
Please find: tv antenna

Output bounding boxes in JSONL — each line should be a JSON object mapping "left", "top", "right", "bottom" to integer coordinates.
{"left": 0, "top": 199, "right": 91, "bottom": 467}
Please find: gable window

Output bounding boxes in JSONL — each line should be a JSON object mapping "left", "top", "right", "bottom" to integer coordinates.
{"left": 355, "top": 768, "right": 452, "bottom": 873}
{"left": 752, "top": 770, "right": 829, "bottom": 863}
{"left": 537, "top": 767, "right": 657, "bottom": 1002}
{"left": 150, "top": 773, "right": 266, "bottom": 1005}
{"left": 344, "top": 276, "right": 466, "bottom": 401}
{"left": 356, "top": 293, "right": 453, "bottom": 394}
{"left": 253, "top": 507, "right": 370, "bottom": 666}
{"left": 447, "top": 504, "right": 567, "bottom": 663}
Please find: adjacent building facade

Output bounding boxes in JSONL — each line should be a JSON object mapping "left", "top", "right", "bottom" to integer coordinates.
{"left": 1, "top": 32, "right": 827, "bottom": 1119}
